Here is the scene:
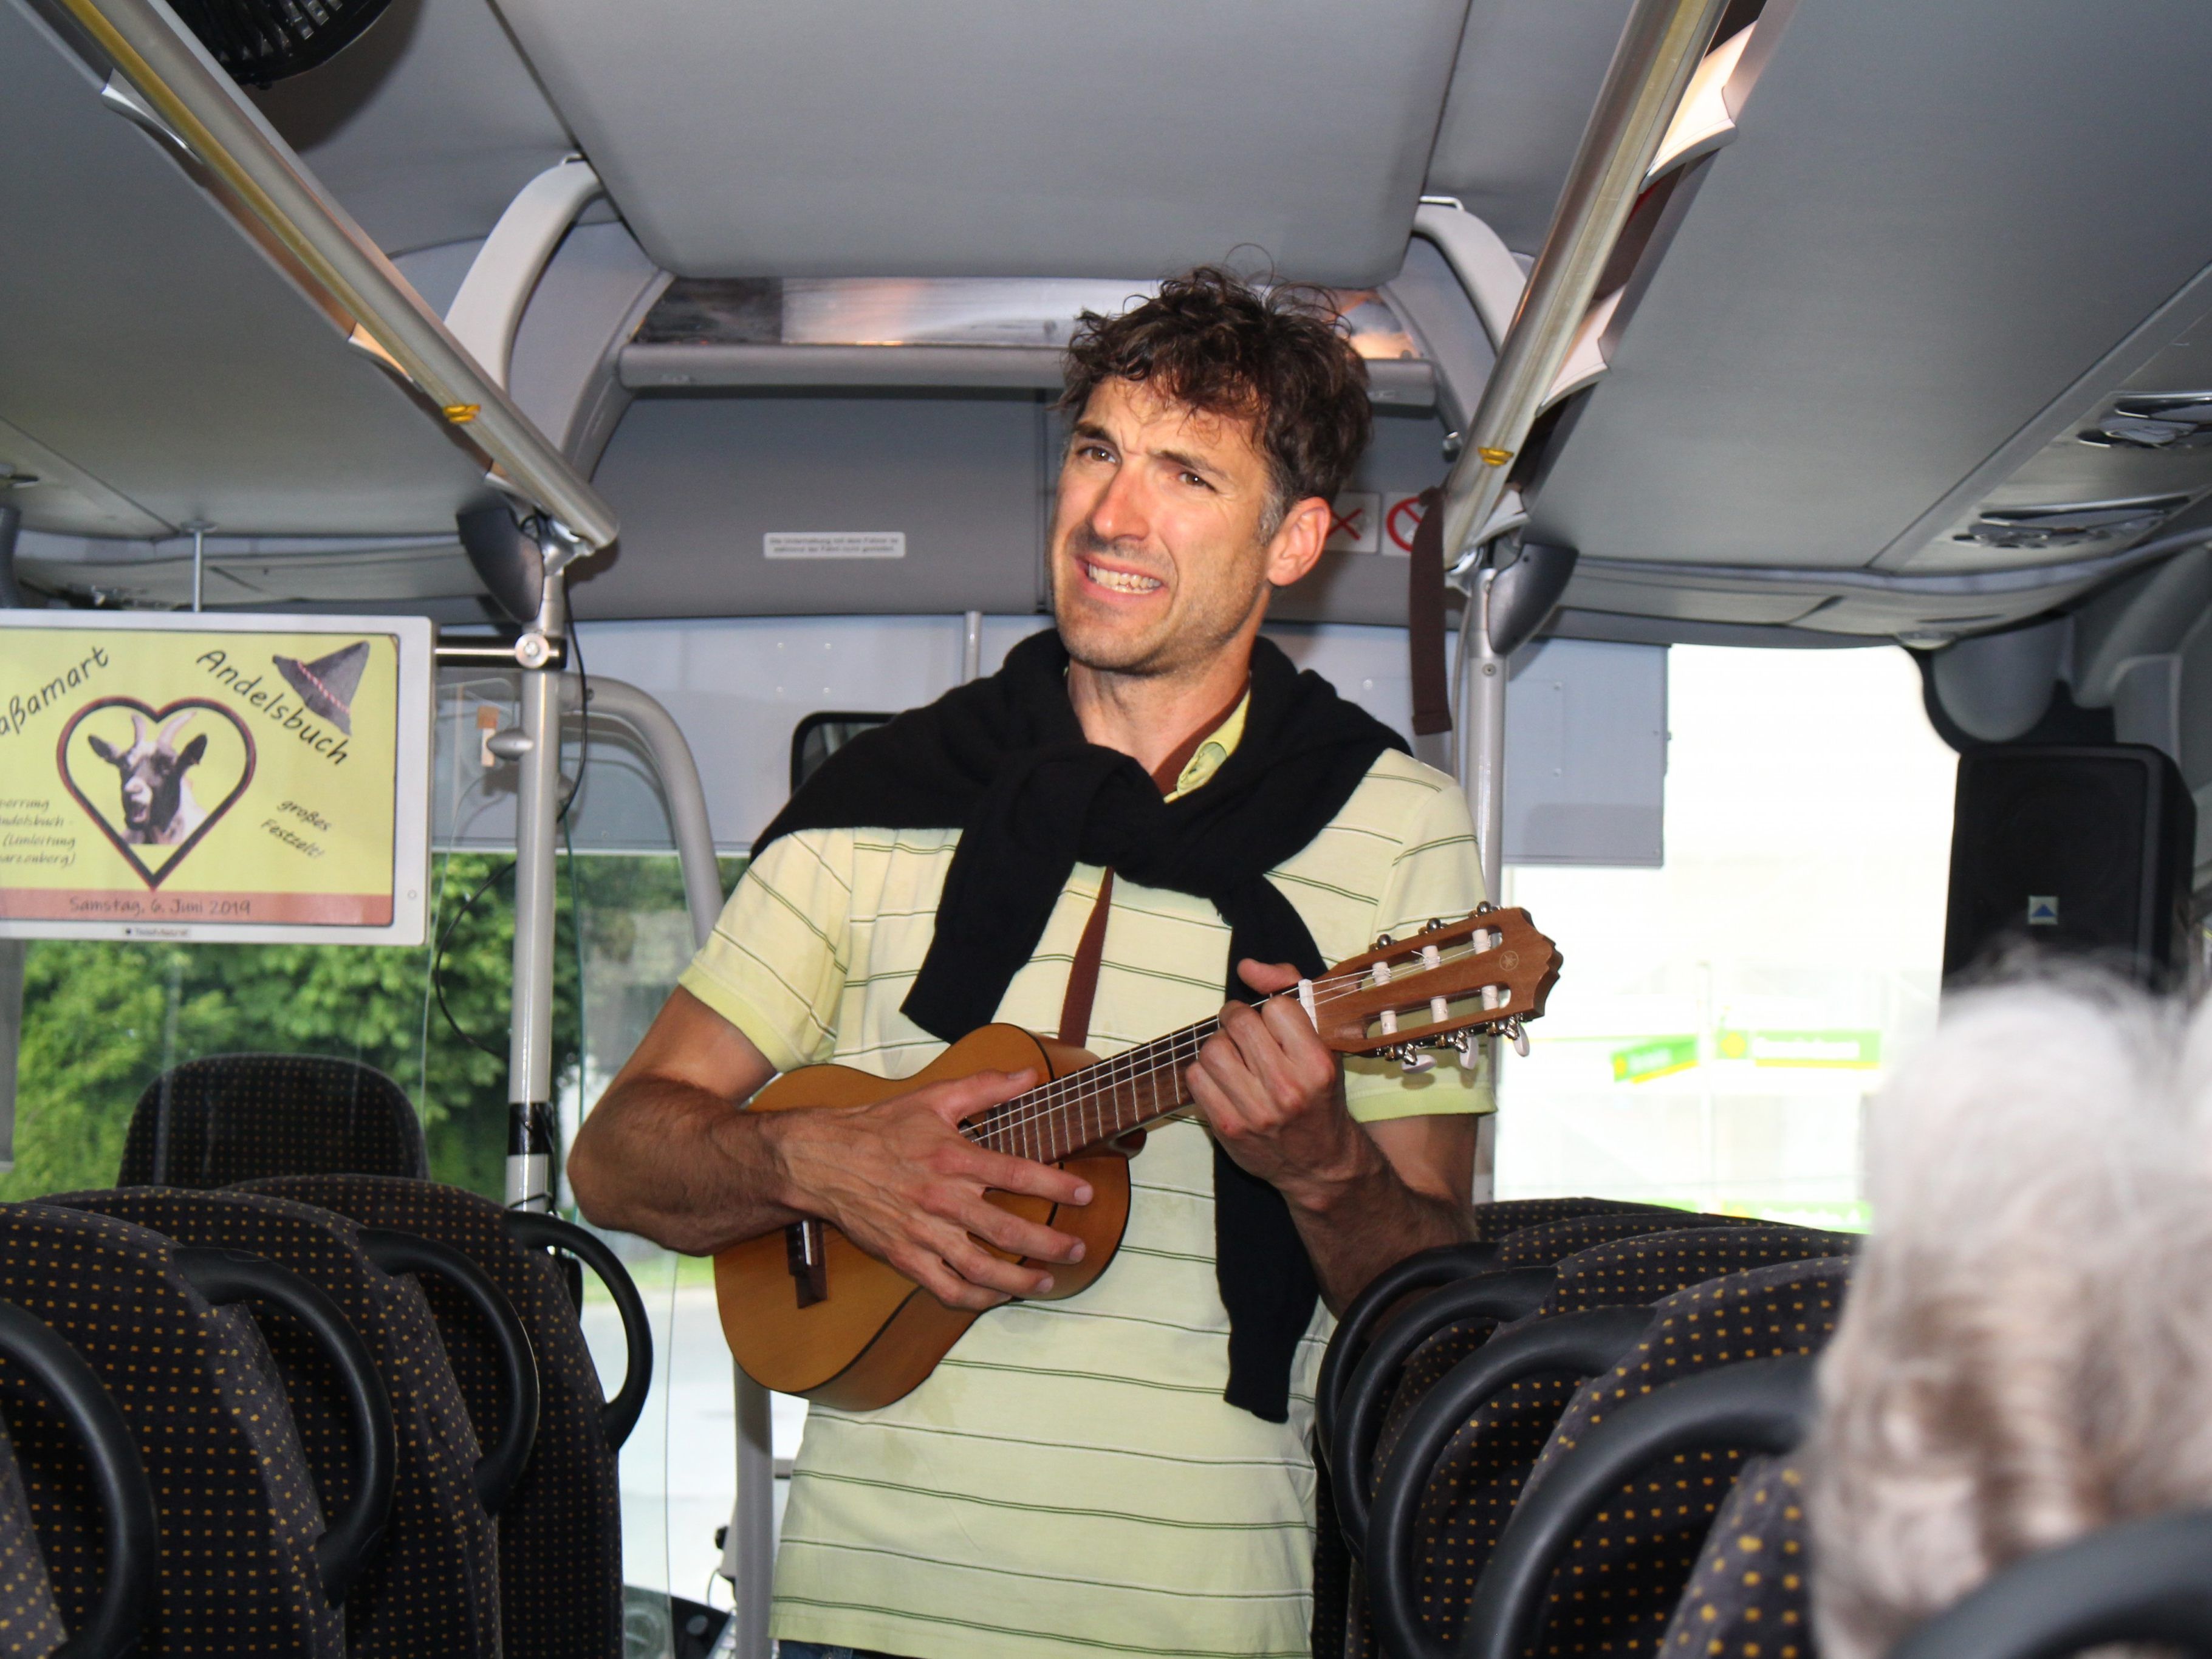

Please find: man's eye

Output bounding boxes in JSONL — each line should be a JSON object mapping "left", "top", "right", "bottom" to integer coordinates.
{"left": 1078, "top": 444, "right": 1115, "bottom": 463}
{"left": 1180, "top": 471, "right": 1214, "bottom": 490}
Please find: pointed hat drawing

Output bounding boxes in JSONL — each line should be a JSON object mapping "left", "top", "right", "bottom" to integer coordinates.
{"left": 272, "top": 640, "right": 369, "bottom": 734}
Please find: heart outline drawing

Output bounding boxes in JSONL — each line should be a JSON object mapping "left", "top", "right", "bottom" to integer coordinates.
{"left": 57, "top": 696, "right": 258, "bottom": 889}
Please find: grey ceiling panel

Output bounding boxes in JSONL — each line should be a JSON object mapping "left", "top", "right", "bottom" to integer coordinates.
{"left": 0, "top": 0, "right": 504, "bottom": 539}
{"left": 487, "top": 0, "right": 1471, "bottom": 283}
{"left": 1423, "top": 0, "right": 1637, "bottom": 255}
{"left": 1525, "top": 0, "right": 2212, "bottom": 579}
{"left": 251, "top": 0, "right": 578, "bottom": 256}
{"left": 575, "top": 394, "right": 1050, "bottom": 619}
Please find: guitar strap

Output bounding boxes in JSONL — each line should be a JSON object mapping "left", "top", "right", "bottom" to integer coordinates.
{"left": 1057, "top": 690, "right": 1242, "bottom": 1050}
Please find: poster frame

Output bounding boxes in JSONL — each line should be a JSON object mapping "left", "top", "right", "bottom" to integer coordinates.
{"left": 0, "top": 610, "right": 436, "bottom": 946}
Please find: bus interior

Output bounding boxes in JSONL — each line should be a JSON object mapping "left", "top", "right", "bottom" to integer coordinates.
{"left": 3, "top": 0, "right": 2212, "bottom": 1655}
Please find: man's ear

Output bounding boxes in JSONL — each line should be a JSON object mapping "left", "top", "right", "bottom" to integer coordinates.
{"left": 1264, "top": 495, "right": 1334, "bottom": 589}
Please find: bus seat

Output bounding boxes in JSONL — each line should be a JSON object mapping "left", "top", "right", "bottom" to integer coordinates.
{"left": 1653, "top": 1456, "right": 1811, "bottom": 1659}
{"left": 1472, "top": 1197, "right": 1674, "bottom": 1242}
{"left": 1437, "top": 1257, "right": 1850, "bottom": 1659}
{"left": 44, "top": 1188, "right": 513, "bottom": 1659}
{"left": 117, "top": 1055, "right": 427, "bottom": 1189}
{"left": 0, "top": 1202, "right": 346, "bottom": 1658}
{"left": 0, "top": 1414, "right": 64, "bottom": 1659}
{"left": 1340, "top": 1228, "right": 1855, "bottom": 1659}
{"left": 242, "top": 1175, "right": 626, "bottom": 1659}
{"left": 0, "top": 1298, "right": 161, "bottom": 1659}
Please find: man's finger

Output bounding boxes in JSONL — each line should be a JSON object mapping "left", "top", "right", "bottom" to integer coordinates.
{"left": 962, "top": 1144, "right": 1094, "bottom": 1207}
{"left": 919, "top": 1067, "right": 1038, "bottom": 1127}
{"left": 891, "top": 1245, "right": 1009, "bottom": 1312}
{"left": 1219, "top": 999, "right": 1303, "bottom": 1103}
{"left": 943, "top": 1235, "right": 1055, "bottom": 1300}
{"left": 1236, "top": 957, "right": 1303, "bottom": 994}
{"left": 959, "top": 1196, "right": 1087, "bottom": 1265}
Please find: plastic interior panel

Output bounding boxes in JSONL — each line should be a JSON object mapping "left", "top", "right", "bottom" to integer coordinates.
{"left": 487, "top": 0, "right": 1474, "bottom": 283}
{"left": 1425, "top": 0, "right": 1643, "bottom": 253}
{"left": 1525, "top": 0, "right": 2212, "bottom": 578}
{"left": 0, "top": 0, "right": 502, "bottom": 538}
{"left": 248, "top": 0, "right": 580, "bottom": 258}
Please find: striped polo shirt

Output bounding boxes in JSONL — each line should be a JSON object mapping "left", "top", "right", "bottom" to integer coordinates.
{"left": 678, "top": 705, "right": 1489, "bottom": 1659}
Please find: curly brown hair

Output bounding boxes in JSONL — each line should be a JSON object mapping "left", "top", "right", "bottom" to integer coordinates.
{"left": 1058, "top": 267, "right": 1372, "bottom": 529}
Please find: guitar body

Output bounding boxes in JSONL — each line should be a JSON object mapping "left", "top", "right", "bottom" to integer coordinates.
{"left": 713, "top": 1024, "right": 1133, "bottom": 1411}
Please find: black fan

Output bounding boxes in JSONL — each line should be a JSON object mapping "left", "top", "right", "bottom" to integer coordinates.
{"left": 167, "top": 0, "right": 392, "bottom": 86}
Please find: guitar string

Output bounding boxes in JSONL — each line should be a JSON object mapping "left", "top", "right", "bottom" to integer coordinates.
{"left": 964, "top": 938, "right": 1502, "bottom": 1155}
{"left": 961, "top": 935, "right": 1513, "bottom": 1157}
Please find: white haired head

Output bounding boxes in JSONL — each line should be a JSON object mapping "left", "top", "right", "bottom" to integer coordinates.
{"left": 1808, "top": 969, "right": 2212, "bottom": 1659}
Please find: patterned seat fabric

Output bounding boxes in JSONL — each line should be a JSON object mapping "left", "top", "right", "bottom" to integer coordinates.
{"left": 0, "top": 1417, "right": 63, "bottom": 1659}
{"left": 1342, "top": 1227, "right": 1851, "bottom": 1659}
{"left": 1472, "top": 1198, "right": 1668, "bottom": 1243}
{"left": 117, "top": 1055, "right": 426, "bottom": 1189}
{"left": 0, "top": 1202, "right": 341, "bottom": 1658}
{"left": 1510, "top": 1257, "right": 1851, "bottom": 1659}
{"left": 1657, "top": 1457, "right": 1813, "bottom": 1659}
{"left": 45, "top": 1188, "right": 500, "bottom": 1659}
{"left": 242, "top": 1175, "right": 622, "bottom": 1659}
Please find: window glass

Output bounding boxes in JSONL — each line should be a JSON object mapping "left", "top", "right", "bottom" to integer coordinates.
{"left": 1495, "top": 644, "right": 1956, "bottom": 1228}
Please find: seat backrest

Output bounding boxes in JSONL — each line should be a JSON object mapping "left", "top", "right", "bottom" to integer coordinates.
{"left": 45, "top": 1187, "right": 501, "bottom": 1659}
{"left": 1510, "top": 1257, "right": 1851, "bottom": 1659}
{"left": 117, "top": 1055, "right": 427, "bottom": 1189}
{"left": 0, "top": 1416, "right": 64, "bottom": 1659}
{"left": 1498, "top": 1211, "right": 1764, "bottom": 1268}
{"left": 1343, "top": 1228, "right": 1852, "bottom": 1659}
{"left": 1472, "top": 1198, "right": 1668, "bottom": 1242}
{"left": 0, "top": 1202, "right": 341, "bottom": 1658}
{"left": 241, "top": 1175, "right": 621, "bottom": 1659}
{"left": 1655, "top": 1455, "right": 1811, "bottom": 1659}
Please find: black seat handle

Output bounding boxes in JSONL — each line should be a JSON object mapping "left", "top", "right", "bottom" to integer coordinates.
{"left": 357, "top": 1228, "right": 541, "bottom": 1516}
{"left": 1364, "top": 1305, "right": 1654, "bottom": 1659}
{"left": 1889, "top": 1507, "right": 2212, "bottom": 1659}
{"left": 1329, "top": 1267, "right": 1556, "bottom": 1546}
{"left": 173, "top": 1248, "right": 396, "bottom": 1603}
{"left": 1460, "top": 1353, "right": 1817, "bottom": 1659}
{"left": 1317, "top": 1240, "right": 1503, "bottom": 1453}
{"left": 0, "top": 1303, "right": 159, "bottom": 1659}
{"left": 505, "top": 1212, "right": 654, "bottom": 1452}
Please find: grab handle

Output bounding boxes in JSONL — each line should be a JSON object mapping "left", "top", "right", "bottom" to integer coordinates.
{"left": 0, "top": 1302, "right": 159, "bottom": 1659}
{"left": 1316, "top": 1240, "right": 1502, "bottom": 1454}
{"left": 506, "top": 1212, "right": 654, "bottom": 1452}
{"left": 1330, "top": 1267, "right": 1555, "bottom": 1548}
{"left": 358, "top": 1228, "right": 541, "bottom": 1515}
{"left": 175, "top": 1248, "right": 395, "bottom": 1601}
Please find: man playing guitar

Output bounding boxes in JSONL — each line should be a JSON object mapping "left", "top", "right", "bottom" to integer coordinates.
{"left": 571, "top": 268, "right": 1490, "bottom": 1659}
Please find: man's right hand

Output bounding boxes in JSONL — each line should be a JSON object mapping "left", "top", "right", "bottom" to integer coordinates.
{"left": 764, "top": 1067, "right": 1094, "bottom": 1311}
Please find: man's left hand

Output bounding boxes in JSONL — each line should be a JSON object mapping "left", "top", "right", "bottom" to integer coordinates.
{"left": 1186, "top": 958, "right": 1378, "bottom": 1207}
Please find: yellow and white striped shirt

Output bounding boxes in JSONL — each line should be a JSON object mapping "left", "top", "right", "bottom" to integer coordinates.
{"left": 680, "top": 717, "right": 1488, "bottom": 1659}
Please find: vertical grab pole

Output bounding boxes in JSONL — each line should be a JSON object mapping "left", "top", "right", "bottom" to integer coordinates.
{"left": 1458, "top": 572, "right": 1507, "bottom": 1204}
{"left": 505, "top": 568, "right": 567, "bottom": 1213}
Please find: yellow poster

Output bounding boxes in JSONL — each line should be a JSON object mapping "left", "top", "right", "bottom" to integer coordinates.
{"left": 0, "top": 614, "right": 432, "bottom": 943}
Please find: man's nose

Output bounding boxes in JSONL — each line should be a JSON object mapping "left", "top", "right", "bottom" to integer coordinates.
{"left": 1087, "top": 463, "right": 1152, "bottom": 546}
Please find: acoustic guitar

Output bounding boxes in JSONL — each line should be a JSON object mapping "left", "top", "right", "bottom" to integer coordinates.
{"left": 714, "top": 905, "right": 1561, "bottom": 1409}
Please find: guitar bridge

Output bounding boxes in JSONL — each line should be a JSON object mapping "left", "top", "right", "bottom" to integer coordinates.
{"left": 785, "top": 1218, "right": 829, "bottom": 1307}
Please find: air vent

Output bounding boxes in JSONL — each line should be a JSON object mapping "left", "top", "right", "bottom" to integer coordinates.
{"left": 2078, "top": 394, "right": 2212, "bottom": 450}
{"left": 167, "top": 0, "right": 392, "bottom": 87}
{"left": 1954, "top": 496, "right": 2190, "bottom": 552}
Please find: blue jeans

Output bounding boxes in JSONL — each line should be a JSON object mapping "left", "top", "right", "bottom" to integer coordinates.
{"left": 778, "top": 1646, "right": 910, "bottom": 1659}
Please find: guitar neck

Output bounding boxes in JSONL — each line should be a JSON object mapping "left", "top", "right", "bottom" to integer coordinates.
{"left": 962, "top": 1014, "right": 1228, "bottom": 1165}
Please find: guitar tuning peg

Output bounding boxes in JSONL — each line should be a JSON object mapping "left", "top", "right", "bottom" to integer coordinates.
{"left": 1456, "top": 1039, "right": 1482, "bottom": 1072}
{"left": 1372, "top": 931, "right": 1395, "bottom": 951}
{"left": 1399, "top": 1047, "right": 1436, "bottom": 1075}
{"left": 1505, "top": 1018, "right": 1530, "bottom": 1058}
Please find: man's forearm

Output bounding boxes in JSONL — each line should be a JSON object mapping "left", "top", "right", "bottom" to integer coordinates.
{"left": 1279, "top": 1133, "right": 1476, "bottom": 1313}
{"left": 569, "top": 1078, "right": 804, "bottom": 1256}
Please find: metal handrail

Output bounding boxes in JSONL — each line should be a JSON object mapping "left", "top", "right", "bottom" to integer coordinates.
{"left": 58, "top": 0, "right": 620, "bottom": 552}
{"left": 1436, "top": 0, "right": 1733, "bottom": 571}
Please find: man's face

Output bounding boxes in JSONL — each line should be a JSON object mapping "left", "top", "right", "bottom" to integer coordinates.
{"left": 1050, "top": 377, "right": 1320, "bottom": 680}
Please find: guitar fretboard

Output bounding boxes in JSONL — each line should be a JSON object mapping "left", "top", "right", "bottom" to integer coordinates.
{"left": 960, "top": 1013, "right": 1231, "bottom": 1165}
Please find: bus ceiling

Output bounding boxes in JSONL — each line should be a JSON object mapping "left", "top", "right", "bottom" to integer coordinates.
{"left": 5, "top": 0, "right": 2212, "bottom": 668}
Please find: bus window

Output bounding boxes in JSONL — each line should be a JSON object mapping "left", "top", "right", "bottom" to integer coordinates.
{"left": 1496, "top": 644, "right": 1957, "bottom": 1228}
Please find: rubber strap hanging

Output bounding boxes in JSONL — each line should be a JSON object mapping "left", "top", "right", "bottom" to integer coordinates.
{"left": 1406, "top": 485, "right": 1453, "bottom": 736}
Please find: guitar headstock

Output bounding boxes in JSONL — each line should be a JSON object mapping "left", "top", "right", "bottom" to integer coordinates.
{"left": 1306, "top": 906, "right": 1561, "bottom": 1069}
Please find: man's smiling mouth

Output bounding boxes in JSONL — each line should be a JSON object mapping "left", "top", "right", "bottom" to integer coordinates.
{"left": 1081, "top": 560, "right": 1164, "bottom": 594}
